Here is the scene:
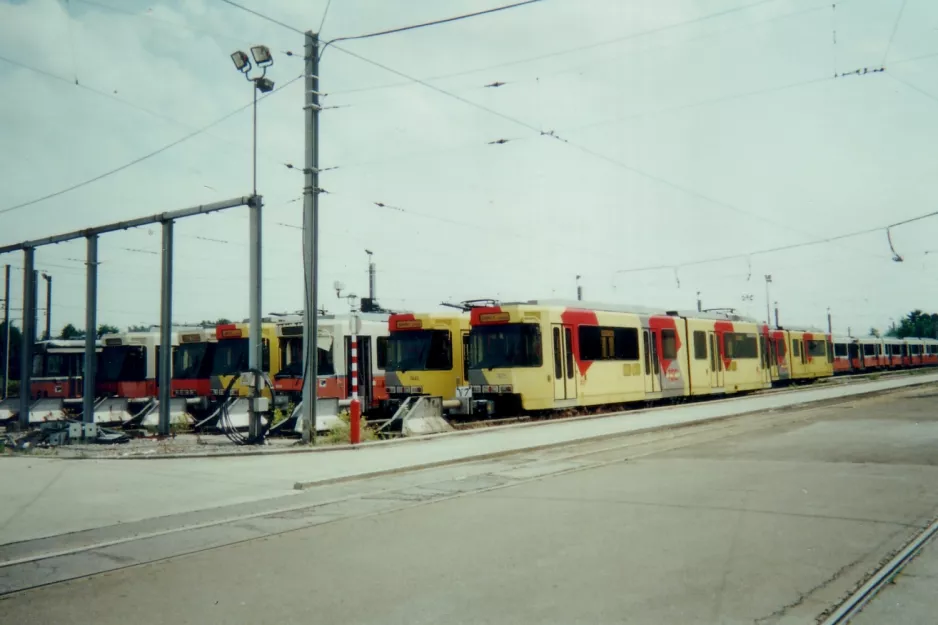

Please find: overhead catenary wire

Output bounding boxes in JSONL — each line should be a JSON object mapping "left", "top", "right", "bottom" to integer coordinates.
{"left": 215, "top": 0, "right": 304, "bottom": 35}
{"left": 613, "top": 209, "right": 938, "bottom": 276}
{"left": 321, "top": 0, "right": 543, "bottom": 54}
{"left": 333, "top": 38, "right": 815, "bottom": 235}
{"left": 881, "top": 0, "right": 908, "bottom": 65}
{"left": 0, "top": 74, "right": 302, "bottom": 216}
{"left": 327, "top": 0, "right": 784, "bottom": 96}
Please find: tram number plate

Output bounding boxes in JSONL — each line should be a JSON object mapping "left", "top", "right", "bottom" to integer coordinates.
{"left": 456, "top": 386, "right": 472, "bottom": 398}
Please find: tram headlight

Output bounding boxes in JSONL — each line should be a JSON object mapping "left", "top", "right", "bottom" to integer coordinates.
{"left": 499, "top": 385, "right": 513, "bottom": 393}
{"left": 471, "top": 385, "right": 481, "bottom": 393}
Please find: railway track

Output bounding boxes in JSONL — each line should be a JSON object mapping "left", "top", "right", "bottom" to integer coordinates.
{"left": 819, "top": 518, "right": 938, "bottom": 624}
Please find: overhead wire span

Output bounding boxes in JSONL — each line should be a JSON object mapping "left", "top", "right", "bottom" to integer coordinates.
{"left": 613, "top": 209, "right": 938, "bottom": 276}
{"left": 0, "top": 74, "right": 302, "bottom": 216}
{"left": 327, "top": 0, "right": 784, "bottom": 96}
{"left": 322, "top": 0, "right": 543, "bottom": 53}
{"left": 881, "top": 0, "right": 908, "bottom": 65}
{"left": 318, "top": 0, "right": 333, "bottom": 34}
{"left": 215, "top": 0, "right": 303, "bottom": 34}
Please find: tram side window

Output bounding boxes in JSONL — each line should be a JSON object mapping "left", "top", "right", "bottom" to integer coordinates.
{"left": 376, "top": 337, "right": 388, "bottom": 370}
{"left": 693, "top": 331, "right": 707, "bottom": 360}
{"left": 661, "top": 329, "right": 677, "bottom": 359}
{"left": 792, "top": 340, "right": 801, "bottom": 358}
{"left": 834, "top": 343, "right": 849, "bottom": 357}
{"left": 577, "top": 326, "right": 639, "bottom": 361}
{"left": 722, "top": 333, "right": 758, "bottom": 359}
{"left": 863, "top": 344, "right": 876, "bottom": 356}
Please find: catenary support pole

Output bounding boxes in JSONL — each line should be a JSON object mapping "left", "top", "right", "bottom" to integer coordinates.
{"left": 43, "top": 273, "right": 52, "bottom": 340}
{"left": 2, "top": 264, "right": 9, "bottom": 400}
{"left": 83, "top": 235, "right": 98, "bottom": 424}
{"left": 19, "top": 248, "right": 35, "bottom": 430}
{"left": 158, "top": 221, "right": 173, "bottom": 436}
{"left": 301, "top": 30, "right": 321, "bottom": 444}
{"left": 248, "top": 194, "right": 263, "bottom": 440}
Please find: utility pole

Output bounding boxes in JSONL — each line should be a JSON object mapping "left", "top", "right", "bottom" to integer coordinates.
{"left": 774, "top": 301, "right": 779, "bottom": 328}
{"left": 2, "top": 264, "right": 9, "bottom": 399}
{"left": 827, "top": 307, "right": 832, "bottom": 336}
{"left": 366, "top": 249, "right": 376, "bottom": 302}
{"left": 696, "top": 291, "right": 702, "bottom": 312}
{"left": 42, "top": 273, "right": 51, "bottom": 340}
{"left": 84, "top": 235, "right": 98, "bottom": 425}
{"left": 19, "top": 249, "right": 36, "bottom": 430}
{"left": 301, "top": 30, "right": 321, "bottom": 444}
{"left": 764, "top": 275, "right": 772, "bottom": 327}
{"left": 576, "top": 275, "right": 583, "bottom": 301}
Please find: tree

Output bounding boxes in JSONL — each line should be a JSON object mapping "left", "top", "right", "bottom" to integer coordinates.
{"left": 128, "top": 324, "right": 151, "bottom": 332}
{"left": 59, "top": 323, "right": 85, "bottom": 340}
{"left": 200, "top": 318, "right": 232, "bottom": 328}
{"left": 885, "top": 310, "right": 938, "bottom": 339}
{"left": 97, "top": 324, "right": 120, "bottom": 338}
{"left": 869, "top": 327, "right": 880, "bottom": 338}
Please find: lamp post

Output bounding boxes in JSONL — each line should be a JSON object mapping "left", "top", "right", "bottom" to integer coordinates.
{"left": 764, "top": 275, "right": 773, "bottom": 327}
{"left": 230, "top": 46, "right": 275, "bottom": 195}
{"left": 231, "top": 45, "right": 274, "bottom": 442}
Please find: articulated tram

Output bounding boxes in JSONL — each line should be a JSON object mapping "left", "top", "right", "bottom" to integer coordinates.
{"left": 465, "top": 301, "right": 839, "bottom": 415}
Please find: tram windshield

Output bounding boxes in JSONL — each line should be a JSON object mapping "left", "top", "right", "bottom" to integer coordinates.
{"left": 210, "top": 338, "right": 250, "bottom": 376}
{"left": 386, "top": 330, "right": 452, "bottom": 372}
{"left": 173, "top": 342, "right": 215, "bottom": 380}
{"left": 276, "top": 337, "right": 335, "bottom": 377}
{"left": 470, "top": 324, "right": 542, "bottom": 369}
{"left": 98, "top": 346, "right": 146, "bottom": 382}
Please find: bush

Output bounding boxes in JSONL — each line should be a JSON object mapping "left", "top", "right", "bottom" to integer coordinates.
{"left": 5, "top": 380, "right": 19, "bottom": 397}
{"left": 325, "top": 408, "right": 377, "bottom": 444}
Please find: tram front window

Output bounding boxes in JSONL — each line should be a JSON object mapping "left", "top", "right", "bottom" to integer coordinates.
{"left": 98, "top": 346, "right": 146, "bottom": 382}
{"left": 386, "top": 330, "right": 452, "bottom": 372}
{"left": 470, "top": 324, "right": 542, "bottom": 369}
{"left": 276, "top": 338, "right": 335, "bottom": 377}
{"left": 173, "top": 342, "right": 215, "bottom": 379}
{"left": 211, "top": 338, "right": 250, "bottom": 376}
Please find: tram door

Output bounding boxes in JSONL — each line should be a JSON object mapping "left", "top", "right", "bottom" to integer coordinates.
{"left": 551, "top": 325, "right": 575, "bottom": 400}
{"left": 643, "top": 329, "right": 660, "bottom": 393}
{"left": 709, "top": 332, "right": 723, "bottom": 389}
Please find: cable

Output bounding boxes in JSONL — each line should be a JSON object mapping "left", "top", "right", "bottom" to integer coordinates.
{"left": 613, "top": 209, "right": 938, "bottom": 276}
{"left": 212, "top": 367, "right": 276, "bottom": 444}
{"left": 318, "top": 0, "right": 333, "bottom": 34}
{"left": 888, "top": 73, "right": 938, "bottom": 107}
{"left": 0, "top": 74, "right": 301, "bottom": 216}
{"left": 328, "top": 0, "right": 781, "bottom": 96}
{"left": 323, "top": 0, "right": 543, "bottom": 52}
{"left": 215, "top": 0, "right": 303, "bottom": 35}
{"left": 881, "top": 0, "right": 908, "bottom": 65}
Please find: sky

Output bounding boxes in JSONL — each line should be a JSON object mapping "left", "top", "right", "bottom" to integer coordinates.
{"left": 1, "top": 0, "right": 938, "bottom": 337}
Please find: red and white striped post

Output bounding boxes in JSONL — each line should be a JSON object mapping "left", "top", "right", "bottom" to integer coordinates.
{"left": 349, "top": 330, "right": 361, "bottom": 445}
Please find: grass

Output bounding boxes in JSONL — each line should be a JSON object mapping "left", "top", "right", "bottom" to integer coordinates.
{"left": 324, "top": 408, "right": 377, "bottom": 445}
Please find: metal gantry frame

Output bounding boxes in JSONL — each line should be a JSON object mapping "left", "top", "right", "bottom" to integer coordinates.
{"left": 0, "top": 195, "right": 260, "bottom": 434}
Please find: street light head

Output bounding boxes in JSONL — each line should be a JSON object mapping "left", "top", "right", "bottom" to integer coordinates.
{"left": 231, "top": 50, "right": 251, "bottom": 73}
{"left": 250, "top": 45, "right": 273, "bottom": 67}
{"left": 254, "top": 77, "right": 275, "bottom": 93}
{"left": 365, "top": 249, "right": 373, "bottom": 257}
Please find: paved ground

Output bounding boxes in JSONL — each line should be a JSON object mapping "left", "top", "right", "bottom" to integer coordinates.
{"left": 849, "top": 532, "right": 938, "bottom": 625}
{"left": 1, "top": 384, "right": 936, "bottom": 623}
{"left": 2, "top": 372, "right": 935, "bottom": 546}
